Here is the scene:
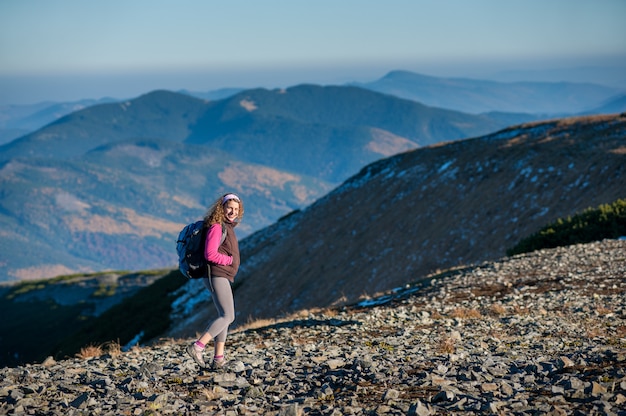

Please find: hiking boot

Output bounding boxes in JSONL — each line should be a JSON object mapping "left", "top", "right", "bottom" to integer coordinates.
{"left": 185, "top": 344, "right": 206, "bottom": 368}
{"left": 211, "top": 356, "right": 226, "bottom": 370}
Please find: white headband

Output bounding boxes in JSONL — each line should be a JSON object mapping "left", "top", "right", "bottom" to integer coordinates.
{"left": 222, "top": 193, "right": 240, "bottom": 204}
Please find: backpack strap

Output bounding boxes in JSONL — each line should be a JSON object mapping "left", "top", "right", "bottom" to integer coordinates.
{"left": 204, "top": 222, "right": 227, "bottom": 246}
{"left": 207, "top": 223, "right": 229, "bottom": 283}
{"left": 219, "top": 222, "right": 227, "bottom": 246}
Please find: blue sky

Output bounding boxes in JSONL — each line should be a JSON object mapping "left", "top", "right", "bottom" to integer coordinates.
{"left": 1, "top": 0, "right": 625, "bottom": 105}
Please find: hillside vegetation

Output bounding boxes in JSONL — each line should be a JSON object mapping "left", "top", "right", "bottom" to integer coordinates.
{"left": 0, "top": 270, "right": 172, "bottom": 367}
{"left": 507, "top": 198, "right": 626, "bottom": 255}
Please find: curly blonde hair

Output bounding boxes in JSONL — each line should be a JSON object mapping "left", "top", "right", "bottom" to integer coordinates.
{"left": 204, "top": 193, "right": 244, "bottom": 226}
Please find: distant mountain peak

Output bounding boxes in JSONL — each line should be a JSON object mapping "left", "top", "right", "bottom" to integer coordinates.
{"left": 354, "top": 69, "right": 623, "bottom": 114}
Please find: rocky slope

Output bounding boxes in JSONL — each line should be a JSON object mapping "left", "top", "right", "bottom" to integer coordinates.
{"left": 167, "top": 113, "right": 626, "bottom": 336}
{"left": 1, "top": 239, "right": 624, "bottom": 415}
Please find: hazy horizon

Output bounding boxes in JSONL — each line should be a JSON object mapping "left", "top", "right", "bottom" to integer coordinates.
{"left": 2, "top": 57, "right": 625, "bottom": 106}
{"left": 1, "top": 0, "right": 625, "bottom": 105}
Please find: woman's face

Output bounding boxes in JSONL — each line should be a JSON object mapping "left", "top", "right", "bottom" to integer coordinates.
{"left": 224, "top": 200, "right": 240, "bottom": 223}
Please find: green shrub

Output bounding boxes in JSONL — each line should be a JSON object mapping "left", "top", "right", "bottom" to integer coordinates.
{"left": 507, "top": 198, "right": 626, "bottom": 256}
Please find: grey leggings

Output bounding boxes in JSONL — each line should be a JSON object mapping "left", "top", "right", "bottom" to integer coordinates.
{"left": 202, "top": 277, "right": 235, "bottom": 342}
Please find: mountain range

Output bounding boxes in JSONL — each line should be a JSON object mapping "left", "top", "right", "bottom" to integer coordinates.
{"left": 0, "top": 82, "right": 542, "bottom": 281}
{"left": 2, "top": 70, "right": 624, "bottom": 146}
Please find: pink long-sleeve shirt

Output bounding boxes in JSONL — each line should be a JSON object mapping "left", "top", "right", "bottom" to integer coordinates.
{"left": 204, "top": 223, "right": 233, "bottom": 266}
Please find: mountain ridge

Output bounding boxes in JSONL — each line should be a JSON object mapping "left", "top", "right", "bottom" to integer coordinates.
{"left": 352, "top": 70, "right": 624, "bottom": 114}
{"left": 0, "top": 85, "right": 538, "bottom": 281}
{"left": 2, "top": 69, "right": 621, "bottom": 148}
{"left": 0, "top": 91, "right": 206, "bottom": 161}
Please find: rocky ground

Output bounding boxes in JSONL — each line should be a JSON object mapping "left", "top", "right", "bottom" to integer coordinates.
{"left": 1, "top": 239, "right": 625, "bottom": 415}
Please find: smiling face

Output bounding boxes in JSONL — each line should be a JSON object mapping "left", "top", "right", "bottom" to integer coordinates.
{"left": 223, "top": 199, "right": 240, "bottom": 223}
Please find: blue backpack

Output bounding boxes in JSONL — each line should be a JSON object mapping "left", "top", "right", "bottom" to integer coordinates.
{"left": 176, "top": 221, "right": 226, "bottom": 279}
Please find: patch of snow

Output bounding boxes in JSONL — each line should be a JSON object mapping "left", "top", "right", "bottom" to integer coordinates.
{"left": 438, "top": 160, "right": 454, "bottom": 173}
{"left": 508, "top": 180, "right": 517, "bottom": 191}
{"left": 356, "top": 285, "right": 421, "bottom": 308}
{"left": 170, "top": 279, "right": 211, "bottom": 320}
{"left": 519, "top": 167, "right": 532, "bottom": 177}
{"left": 537, "top": 207, "right": 550, "bottom": 217}
{"left": 484, "top": 128, "right": 525, "bottom": 141}
{"left": 122, "top": 331, "right": 144, "bottom": 351}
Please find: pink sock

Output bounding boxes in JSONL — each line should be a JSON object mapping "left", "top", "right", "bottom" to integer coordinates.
{"left": 214, "top": 355, "right": 224, "bottom": 360}
{"left": 194, "top": 341, "right": 205, "bottom": 350}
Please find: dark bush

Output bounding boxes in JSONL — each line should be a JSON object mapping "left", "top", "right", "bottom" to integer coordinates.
{"left": 53, "top": 270, "right": 187, "bottom": 359}
{"left": 507, "top": 198, "right": 626, "bottom": 256}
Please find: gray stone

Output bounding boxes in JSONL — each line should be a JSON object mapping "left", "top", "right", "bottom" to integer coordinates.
{"left": 231, "top": 360, "right": 246, "bottom": 373}
{"left": 383, "top": 388, "right": 400, "bottom": 401}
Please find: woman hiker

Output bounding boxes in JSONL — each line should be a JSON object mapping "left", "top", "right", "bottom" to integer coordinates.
{"left": 186, "top": 193, "right": 243, "bottom": 369}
